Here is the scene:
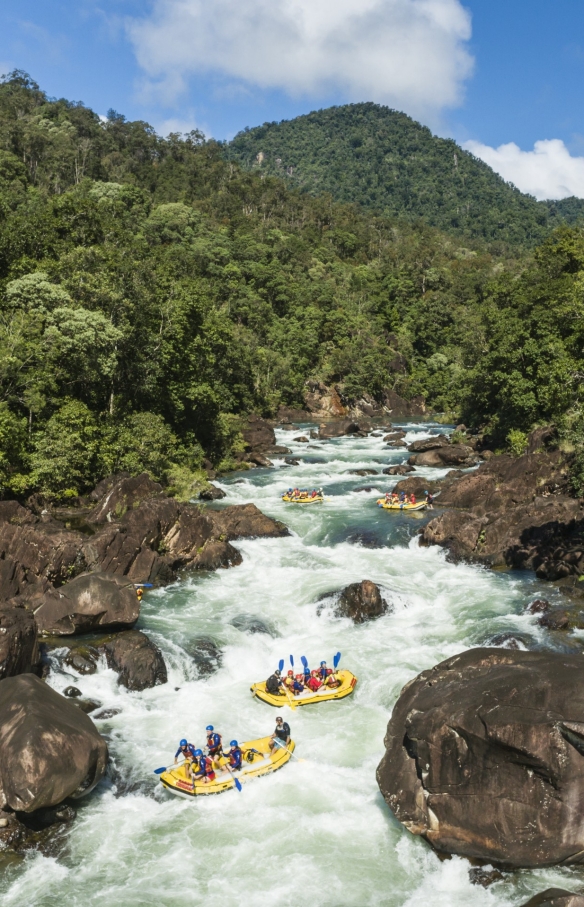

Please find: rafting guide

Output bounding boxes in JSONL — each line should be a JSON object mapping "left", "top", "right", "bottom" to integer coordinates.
{"left": 269, "top": 717, "right": 291, "bottom": 751}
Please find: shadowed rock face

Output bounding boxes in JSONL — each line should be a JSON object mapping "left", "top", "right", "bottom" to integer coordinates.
{"left": 100, "top": 630, "right": 167, "bottom": 691}
{"left": 31, "top": 572, "right": 139, "bottom": 635}
{"left": 520, "top": 891, "right": 584, "bottom": 907}
{"left": 0, "top": 674, "right": 108, "bottom": 812}
{"left": 377, "top": 647, "right": 584, "bottom": 868}
{"left": 0, "top": 607, "right": 39, "bottom": 679}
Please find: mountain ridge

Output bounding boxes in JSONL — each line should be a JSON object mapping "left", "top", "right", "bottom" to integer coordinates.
{"left": 226, "top": 102, "right": 584, "bottom": 248}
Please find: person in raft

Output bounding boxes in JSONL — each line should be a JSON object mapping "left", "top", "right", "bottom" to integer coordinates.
{"left": 284, "top": 670, "right": 295, "bottom": 692}
{"left": 292, "top": 674, "right": 305, "bottom": 695}
{"left": 221, "top": 740, "right": 243, "bottom": 773}
{"left": 266, "top": 668, "right": 284, "bottom": 695}
{"left": 192, "top": 749, "right": 216, "bottom": 784}
{"left": 174, "top": 739, "right": 198, "bottom": 765}
{"left": 205, "top": 725, "right": 223, "bottom": 768}
{"left": 269, "top": 717, "right": 291, "bottom": 751}
{"left": 306, "top": 670, "right": 323, "bottom": 692}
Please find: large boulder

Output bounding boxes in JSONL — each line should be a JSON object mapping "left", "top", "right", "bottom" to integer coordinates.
{"left": 209, "top": 503, "right": 289, "bottom": 540}
{"left": 319, "top": 420, "right": 361, "bottom": 440}
{"left": 520, "top": 891, "right": 584, "bottom": 907}
{"left": 408, "top": 444, "right": 478, "bottom": 468}
{"left": 100, "top": 630, "right": 167, "bottom": 691}
{"left": 241, "top": 414, "right": 276, "bottom": 453}
{"left": 407, "top": 435, "right": 450, "bottom": 453}
{"left": 0, "top": 606, "right": 39, "bottom": 678}
{"left": 419, "top": 449, "right": 582, "bottom": 572}
{"left": 330, "top": 580, "right": 389, "bottom": 623}
{"left": 377, "top": 647, "right": 584, "bottom": 868}
{"left": 29, "top": 571, "right": 140, "bottom": 636}
{"left": 88, "top": 473, "right": 163, "bottom": 523}
{"left": 304, "top": 380, "right": 347, "bottom": 417}
{"left": 0, "top": 674, "right": 108, "bottom": 812}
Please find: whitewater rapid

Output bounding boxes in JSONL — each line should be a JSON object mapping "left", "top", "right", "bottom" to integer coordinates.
{"left": 0, "top": 423, "right": 579, "bottom": 906}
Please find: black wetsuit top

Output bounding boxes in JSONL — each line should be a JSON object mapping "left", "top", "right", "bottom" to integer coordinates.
{"left": 275, "top": 722, "right": 290, "bottom": 741}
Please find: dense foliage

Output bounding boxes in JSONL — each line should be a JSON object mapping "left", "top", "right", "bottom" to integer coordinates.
{"left": 227, "top": 103, "right": 584, "bottom": 249}
{"left": 1, "top": 71, "right": 584, "bottom": 499}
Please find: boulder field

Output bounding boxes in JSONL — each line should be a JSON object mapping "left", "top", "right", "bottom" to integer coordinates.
{"left": 377, "top": 647, "right": 584, "bottom": 868}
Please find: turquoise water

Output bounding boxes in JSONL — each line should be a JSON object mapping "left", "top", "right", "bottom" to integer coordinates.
{"left": 0, "top": 423, "right": 580, "bottom": 906}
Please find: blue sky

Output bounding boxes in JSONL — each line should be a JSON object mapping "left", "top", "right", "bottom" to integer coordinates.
{"left": 2, "top": 0, "right": 584, "bottom": 199}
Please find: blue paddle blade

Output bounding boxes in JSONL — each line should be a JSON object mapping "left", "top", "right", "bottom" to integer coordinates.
{"left": 301, "top": 655, "right": 308, "bottom": 668}
{"left": 290, "top": 654, "right": 294, "bottom": 667}
{"left": 134, "top": 583, "right": 154, "bottom": 588}
{"left": 334, "top": 651, "right": 341, "bottom": 669}
{"left": 278, "top": 659, "right": 284, "bottom": 672}
{"left": 234, "top": 776, "right": 242, "bottom": 792}
{"left": 153, "top": 767, "right": 167, "bottom": 774}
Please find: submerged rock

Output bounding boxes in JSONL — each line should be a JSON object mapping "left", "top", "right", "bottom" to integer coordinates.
{"left": 377, "top": 647, "right": 584, "bottom": 868}
{"left": 383, "top": 465, "right": 414, "bottom": 476}
{"left": 186, "top": 636, "right": 223, "bottom": 677}
{"left": 520, "top": 892, "right": 584, "bottom": 907}
{"left": 0, "top": 674, "right": 108, "bottom": 812}
{"left": 230, "top": 614, "right": 278, "bottom": 637}
{"left": 100, "top": 630, "right": 168, "bottom": 691}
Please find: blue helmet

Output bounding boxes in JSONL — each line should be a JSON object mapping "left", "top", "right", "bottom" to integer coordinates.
{"left": 194, "top": 749, "right": 203, "bottom": 757}
{"left": 230, "top": 740, "right": 238, "bottom": 747}
{"left": 320, "top": 661, "right": 326, "bottom": 665}
{"left": 206, "top": 725, "right": 214, "bottom": 731}
{"left": 180, "top": 738, "right": 187, "bottom": 746}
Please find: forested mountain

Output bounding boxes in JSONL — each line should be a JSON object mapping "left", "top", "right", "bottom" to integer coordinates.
{"left": 227, "top": 103, "right": 584, "bottom": 249}
{"left": 1, "top": 71, "right": 584, "bottom": 500}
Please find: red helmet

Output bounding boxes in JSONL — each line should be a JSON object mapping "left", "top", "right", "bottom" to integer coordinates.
{"left": 287, "top": 670, "right": 293, "bottom": 676}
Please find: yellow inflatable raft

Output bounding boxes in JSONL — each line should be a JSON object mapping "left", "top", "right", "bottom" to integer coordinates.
{"left": 377, "top": 499, "right": 427, "bottom": 512}
{"left": 281, "top": 494, "right": 324, "bottom": 504}
{"left": 159, "top": 736, "right": 295, "bottom": 798}
{"left": 251, "top": 669, "right": 357, "bottom": 708}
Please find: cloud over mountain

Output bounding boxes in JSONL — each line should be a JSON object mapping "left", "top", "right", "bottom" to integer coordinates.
{"left": 127, "top": 0, "right": 474, "bottom": 119}
{"left": 465, "top": 138, "right": 584, "bottom": 201}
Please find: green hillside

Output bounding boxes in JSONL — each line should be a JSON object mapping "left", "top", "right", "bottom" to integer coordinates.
{"left": 227, "top": 103, "right": 584, "bottom": 248}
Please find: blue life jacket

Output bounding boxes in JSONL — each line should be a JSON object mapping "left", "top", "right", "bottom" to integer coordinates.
{"left": 229, "top": 747, "right": 243, "bottom": 770}
{"left": 293, "top": 680, "right": 304, "bottom": 692}
{"left": 207, "top": 733, "right": 221, "bottom": 752}
{"left": 175, "top": 743, "right": 197, "bottom": 760}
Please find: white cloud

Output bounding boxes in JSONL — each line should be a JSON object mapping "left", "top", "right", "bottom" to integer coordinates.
{"left": 464, "top": 138, "right": 584, "bottom": 201}
{"left": 126, "top": 0, "right": 474, "bottom": 120}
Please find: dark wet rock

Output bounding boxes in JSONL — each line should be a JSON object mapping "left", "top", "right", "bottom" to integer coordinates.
{"left": 383, "top": 465, "right": 414, "bottom": 476}
{"left": 63, "top": 686, "right": 82, "bottom": 697}
{"left": 268, "top": 445, "right": 291, "bottom": 456}
{"left": 483, "top": 632, "right": 530, "bottom": 650}
{"left": 241, "top": 414, "right": 276, "bottom": 453}
{"left": 346, "top": 531, "right": 385, "bottom": 549}
{"left": 100, "top": 630, "right": 167, "bottom": 691}
{"left": 527, "top": 599, "right": 551, "bottom": 614}
{"left": 377, "top": 647, "right": 584, "bottom": 868}
{"left": 382, "top": 389, "right": 426, "bottom": 418}
{"left": 350, "top": 469, "right": 378, "bottom": 476}
{"left": 383, "top": 431, "right": 405, "bottom": 442}
{"left": 209, "top": 503, "right": 289, "bottom": 541}
{"left": 246, "top": 452, "right": 274, "bottom": 467}
{"left": 93, "top": 708, "right": 121, "bottom": 720}
{"left": 310, "top": 430, "right": 318, "bottom": 439}
{"left": 520, "top": 891, "right": 584, "bottom": 907}
{"left": 419, "top": 445, "right": 581, "bottom": 573}
{"left": 407, "top": 435, "right": 450, "bottom": 453}
{"left": 331, "top": 580, "right": 389, "bottom": 623}
{"left": 198, "top": 484, "right": 226, "bottom": 501}
{"left": 189, "top": 539, "right": 243, "bottom": 571}
{"left": 285, "top": 458, "right": 300, "bottom": 466}
{"left": 353, "top": 486, "right": 374, "bottom": 493}
{"left": 64, "top": 646, "right": 99, "bottom": 675}
{"left": 469, "top": 867, "right": 505, "bottom": 887}
{"left": 277, "top": 406, "right": 313, "bottom": 422}
{"left": 293, "top": 436, "right": 309, "bottom": 443}
{"left": 319, "top": 420, "right": 360, "bottom": 439}
{"left": 30, "top": 571, "right": 140, "bottom": 636}
{"left": 0, "top": 606, "right": 40, "bottom": 679}
{"left": 408, "top": 444, "right": 478, "bottom": 468}
{"left": 0, "top": 674, "right": 108, "bottom": 812}
{"left": 72, "top": 698, "right": 102, "bottom": 714}
{"left": 230, "top": 614, "right": 278, "bottom": 636}
{"left": 280, "top": 423, "right": 299, "bottom": 431}
{"left": 89, "top": 473, "right": 163, "bottom": 523}
{"left": 538, "top": 608, "right": 584, "bottom": 631}
{"left": 393, "top": 473, "right": 461, "bottom": 499}
{"left": 386, "top": 440, "right": 407, "bottom": 448}
{"left": 186, "top": 636, "right": 223, "bottom": 677}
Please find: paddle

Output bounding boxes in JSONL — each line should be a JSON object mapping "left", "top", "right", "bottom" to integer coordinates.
{"left": 278, "top": 659, "right": 284, "bottom": 672}
{"left": 273, "top": 738, "right": 305, "bottom": 762}
{"left": 134, "top": 583, "right": 154, "bottom": 588}
{"left": 223, "top": 763, "right": 242, "bottom": 792}
{"left": 153, "top": 756, "right": 186, "bottom": 774}
{"left": 290, "top": 654, "right": 294, "bottom": 668}
{"left": 334, "top": 651, "right": 341, "bottom": 669}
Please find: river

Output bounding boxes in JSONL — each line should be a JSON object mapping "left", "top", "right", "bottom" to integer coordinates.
{"left": 0, "top": 421, "right": 581, "bottom": 906}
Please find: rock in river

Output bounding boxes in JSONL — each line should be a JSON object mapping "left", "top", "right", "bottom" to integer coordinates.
{"left": 100, "top": 630, "right": 168, "bottom": 691}
{"left": 520, "top": 892, "right": 584, "bottom": 907}
{"left": 0, "top": 674, "right": 108, "bottom": 812}
{"left": 377, "top": 647, "right": 584, "bottom": 868}
{"left": 31, "top": 571, "right": 140, "bottom": 636}
{"left": 325, "top": 580, "right": 389, "bottom": 623}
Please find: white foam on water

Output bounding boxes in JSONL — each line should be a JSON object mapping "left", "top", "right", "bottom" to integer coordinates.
{"left": 0, "top": 423, "right": 578, "bottom": 906}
